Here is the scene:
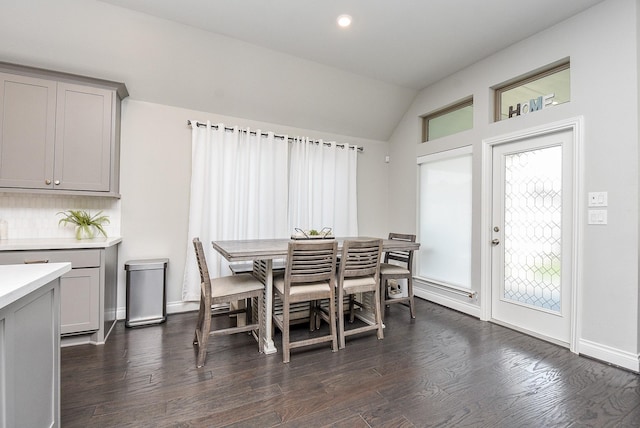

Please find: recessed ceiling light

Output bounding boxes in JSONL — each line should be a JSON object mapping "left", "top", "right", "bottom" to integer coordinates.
{"left": 337, "top": 14, "right": 352, "bottom": 28}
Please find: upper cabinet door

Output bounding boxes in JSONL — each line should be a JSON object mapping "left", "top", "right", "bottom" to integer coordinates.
{"left": 54, "top": 83, "right": 113, "bottom": 192}
{"left": 0, "top": 73, "right": 56, "bottom": 189}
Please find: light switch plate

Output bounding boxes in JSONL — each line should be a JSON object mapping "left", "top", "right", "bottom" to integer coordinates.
{"left": 588, "top": 191, "right": 608, "bottom": 207}
{"left": 588, "top": 209, "right": 608, "bottom": 225}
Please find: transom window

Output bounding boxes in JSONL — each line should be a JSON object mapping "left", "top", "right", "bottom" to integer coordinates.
{"left": 422, "top": 97, "right": 473, "bottom": 142}
{"left": 495, "top": 61, "right": 570, "bottom": 122}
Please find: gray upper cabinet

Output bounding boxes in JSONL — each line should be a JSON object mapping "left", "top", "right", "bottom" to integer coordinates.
{"left": 0, "top": 73, "right": 56, "bottom": 189}
{"left": 0, "top": 63, "right": 127, "bottom": 197}
{"left": 55, "top": 83, "right": 113, "bottom": 192}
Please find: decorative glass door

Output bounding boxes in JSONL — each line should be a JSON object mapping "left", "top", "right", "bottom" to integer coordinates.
{"left": 491, "top": 129, "right": 573, "bottom": 345}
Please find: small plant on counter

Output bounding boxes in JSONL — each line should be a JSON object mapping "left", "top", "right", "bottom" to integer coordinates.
{"left": 57, "top": 210, "right": 110, "bottom": 240}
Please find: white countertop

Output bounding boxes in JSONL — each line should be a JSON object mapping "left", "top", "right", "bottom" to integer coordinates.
{"left": 0, "top": 237, "right": 122, "bottom": 251}
{"left": 0, "top": 263, "right": 71, "bottom": 309}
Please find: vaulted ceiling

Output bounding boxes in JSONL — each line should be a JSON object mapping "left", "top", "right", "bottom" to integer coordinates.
{"left": 92, "top": 0, "right": 604, "bottom": 140}
{"left": 99, "top": 0, "right": 604, "bottom": 90}
{"left": 0, "top": 0, "right": 606, "bottom": 141}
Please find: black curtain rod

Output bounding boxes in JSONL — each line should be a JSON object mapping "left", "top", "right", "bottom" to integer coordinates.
{"left": 187, "top": 120, "right": 363, "bottom": 152}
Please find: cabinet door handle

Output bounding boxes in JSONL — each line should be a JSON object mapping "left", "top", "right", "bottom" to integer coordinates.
{"left": 45, "top": 179, "right": 52, "bottom": 185}
{"left": 54, "top": 180, "right": 60, "bottom": 185}
{"left": 24, "top": 259, "right": 50, "bottom": 264}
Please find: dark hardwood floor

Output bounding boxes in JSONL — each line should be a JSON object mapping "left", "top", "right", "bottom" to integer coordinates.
{"left": 61, "top": 299, "right": 640, "bottom": 427}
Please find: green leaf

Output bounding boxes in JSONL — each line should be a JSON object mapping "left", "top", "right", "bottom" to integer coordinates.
{"left": 57, "top": 210, "right": 110, "bottom": 238}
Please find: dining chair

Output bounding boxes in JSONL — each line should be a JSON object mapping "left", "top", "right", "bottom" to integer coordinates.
{"left": 192, "top": 238, "right": 264, "bottom": 368}
{"left": 273, "top": 240, "right": 339, "bottom": 363}
{"left": 335, "top": 238, "right": 384, "bottom": 349}
{"left": 380, "top": 233, "right": 416, "bottom": 321}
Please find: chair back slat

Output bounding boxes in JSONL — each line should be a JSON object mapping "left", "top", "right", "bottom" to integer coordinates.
{"left": 384, "top": 233, "right": 416, "bottom": 268}
{"left": 340, "top": 239, "right": 383, "bottom": 279}
{"left": 193, "top": 238, "right": 211, "bottom": 300}
{"left": 286, "top": 240, "right": 338, "bottom": 285}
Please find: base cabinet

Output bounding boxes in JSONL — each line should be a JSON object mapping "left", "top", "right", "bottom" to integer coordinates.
{"left": 0, "top": 246, "right": 117, "bottom": 343}
{"left": 0, "top": 277, "right": 61, "bottom": 427}
{"left": 60, "top": 267, "right": 100, "bottom": 334}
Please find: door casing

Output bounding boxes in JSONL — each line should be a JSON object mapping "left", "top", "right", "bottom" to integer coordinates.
{"left": 480, "top": 117, "right": 584, "bottom": 353}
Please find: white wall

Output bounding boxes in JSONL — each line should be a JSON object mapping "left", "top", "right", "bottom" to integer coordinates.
{"left": 0, "top": 0, "right": 393, "bottom": 318}
{"left": 0, "top": 0, "right": 393, "bottom": 316}
{"left": 388, "top": 0, "right": 639, "bottom": 370}
{"left": 0, "top": 0, "right": 415, "bottom": 142}
{"left": 118, "top": 99, "right": 390, "bottom": 314}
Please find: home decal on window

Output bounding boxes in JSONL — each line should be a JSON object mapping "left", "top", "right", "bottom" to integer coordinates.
{"left": 507, "top": 93, "right": 555, "bottom": 118}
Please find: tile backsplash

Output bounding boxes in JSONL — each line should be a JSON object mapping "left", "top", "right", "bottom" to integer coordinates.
{"left": 0, "top": 193, "right": 121, "bottom": 239}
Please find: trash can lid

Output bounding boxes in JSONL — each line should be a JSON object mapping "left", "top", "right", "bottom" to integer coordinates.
{"left": 125, "top": 258, "right": 169, "bottom": 271}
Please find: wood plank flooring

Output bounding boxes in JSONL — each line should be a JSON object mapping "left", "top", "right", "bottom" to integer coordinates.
{"left": 61, "top": 299, "right": 640, "bottom": 427}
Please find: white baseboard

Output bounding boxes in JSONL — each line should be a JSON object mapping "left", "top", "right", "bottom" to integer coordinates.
{"left": 579, "top": 338, "right": 640, "bottom": 373}
{"left": 116, "top": 300, "right": 198, "bottom": 320}
{"left": 167, "top": 300, "right": 199, "bottom": 314}
{"left": 415, "top": 287, "right": 640, "bottom": 372}
{"left": 414, "top": 287, "right": 481, "bottom": 318}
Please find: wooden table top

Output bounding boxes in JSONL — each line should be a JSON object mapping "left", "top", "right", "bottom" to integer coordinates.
{"left": 212, "top": 237, "right": 420, "bottom": 262}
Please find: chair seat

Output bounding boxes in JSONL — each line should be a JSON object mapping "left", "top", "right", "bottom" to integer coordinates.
{"left": 274, "top": 276, "right": 331, "bottom": 296}
{"left": 342, "top": 275, "right": 377, "bottom": 290}
{"left": 380, "top": 263, "right": 410, "bottom": 275}
{"left": 211, "top": 274, "right": 263, "bottom": 299}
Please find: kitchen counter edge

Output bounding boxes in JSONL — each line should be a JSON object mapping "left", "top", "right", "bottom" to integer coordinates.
{"left": 0, "top": 262, "right": 71, "bottom": 309}
{"left": 0, "top": 237, "right": 122, "bottom": 251}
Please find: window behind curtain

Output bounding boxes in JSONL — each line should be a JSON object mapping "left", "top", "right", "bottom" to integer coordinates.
{"left": 417, "top": 147, "right": 472, "bottom": 289}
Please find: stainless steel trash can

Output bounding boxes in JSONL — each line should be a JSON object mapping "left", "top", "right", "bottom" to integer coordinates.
{"left": 125, "top": 258, "right": 168, "bottom": 327}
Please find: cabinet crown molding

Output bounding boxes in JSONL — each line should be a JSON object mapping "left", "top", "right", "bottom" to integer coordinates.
{"left": 0, "top": 61, "right": 128, "bottom": 99}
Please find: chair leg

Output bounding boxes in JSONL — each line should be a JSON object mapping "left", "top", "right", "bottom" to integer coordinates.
{"left": 348, "top": 295, "right": 356, "bottom": 323}
{"left": 407, "top": 277, "right": 416, "bottom": 319}
{"left": 329, "top": 288, "right": 338, "bottom": 353}
{"left": 309, "top": 300, "right": 322, "bottom": 331}
{"left": 246, "top": 297, "right": 253, "bottom": 324}
{"left": 282, "top": 298, "right": 290, "bottom": 363}
{"left": 193, "top": 297, "right": 205, "bottom": 345}
{"left": 338, "top": 286, "right": 346, "bottom": 349}
{"left": 316, "top": 303, "right": 322, "bottom": 330}
{"left": 257, "top": 293, "right": 264, "bottom": 354}
{"left": 380, "top": 276, "right": 387, "bottom": 322}
{"left": 196, "top": 305, "right": 211, "bottom": 368}
{"left": 373, "top": 286, "right": 384, "bottom": 340}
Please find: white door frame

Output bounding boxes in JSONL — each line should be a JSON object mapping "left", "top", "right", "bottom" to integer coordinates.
{"left": 480, "top": 117, "right": 584, "bottom": 353}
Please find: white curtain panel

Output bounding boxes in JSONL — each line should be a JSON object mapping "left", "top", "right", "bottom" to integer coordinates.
{"left": 182, "top": 121, "right": 288, "bottom": 301}
{"left": 288, "top": 137, "right": 358, "bottom": 236}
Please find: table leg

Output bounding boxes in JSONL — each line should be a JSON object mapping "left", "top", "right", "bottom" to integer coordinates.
{"left": 254, "top": 259, "right": 277, "bottom": 354}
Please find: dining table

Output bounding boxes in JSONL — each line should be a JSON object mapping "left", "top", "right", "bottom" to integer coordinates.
{"left": 211, "top": 236, "right": 420, "bottom": 354}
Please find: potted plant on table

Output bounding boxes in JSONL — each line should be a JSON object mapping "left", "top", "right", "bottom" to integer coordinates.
{"left": 57, "top": 210, "right": 110, "bottom": 240}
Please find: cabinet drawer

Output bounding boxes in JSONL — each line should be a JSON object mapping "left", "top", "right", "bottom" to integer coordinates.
{"left": 0, "top": 249, "right": 101, "bottom": 268}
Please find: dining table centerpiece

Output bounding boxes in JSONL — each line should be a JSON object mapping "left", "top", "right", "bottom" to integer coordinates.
{"left": 291, "top": 227, "right": 334, "bottom": 239}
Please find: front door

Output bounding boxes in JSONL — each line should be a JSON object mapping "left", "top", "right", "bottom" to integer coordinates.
{"left": 490, "top": 128, "right": 574, "bottom": 346}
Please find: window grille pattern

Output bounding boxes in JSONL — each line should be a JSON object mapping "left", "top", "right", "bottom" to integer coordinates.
{"left": 503, "top": 146, "right": 562, "bottom": 312}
